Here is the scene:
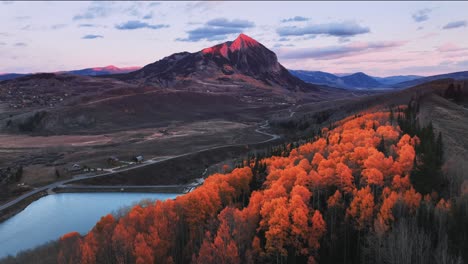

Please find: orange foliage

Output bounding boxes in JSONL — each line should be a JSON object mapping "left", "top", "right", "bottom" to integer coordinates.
{"left": 347, "top": 186, "right": 375, "bottom": 230}
{"left": 327, "top": 190, "right": 343, "bottom": 208}
{"left": 134, "top": 233, "right": 154, "bottom": 264}
{"left": 309, "top": 210, "right": 326, "bottom": 250}
{"left": 436, "top": 198, "right": 451, "bottom": 211}
{"left": 377, "top": 190, "right": 400, "bottom": 232}
{"left": 403, "top": 187, "right": 422, "bottom": 213}
{"left": 57, "top": 109, "right": 438, "bottom": 264}
{"left": 391, "top": 175, "right": 411, "bottom": 191}
{"left": 58, "top": 232, "right": 82, "bottom": 264}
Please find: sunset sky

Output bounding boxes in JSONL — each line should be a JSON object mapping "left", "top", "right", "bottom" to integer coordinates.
{"left": 1, "top": 1, "right": 467, "bottom": 76}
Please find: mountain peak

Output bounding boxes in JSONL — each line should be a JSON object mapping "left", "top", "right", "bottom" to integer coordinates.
{"left": 121, "top": 33, "right": 311, "bottom": 91}
{"left": 93, "top": 65, "right": 120, "bottom": 71}
{"left": 351, "top": 72, "right": 368, "bottom": 76}
{"left": 201, "top": 34, "right": 260, "bottom": 57}
{"left": 230, "top": 33, "right": 260, "bottom": 51}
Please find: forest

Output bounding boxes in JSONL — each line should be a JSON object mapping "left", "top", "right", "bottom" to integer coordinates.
{"left": 28, "top": 105, "right": 468, "bottom": 264}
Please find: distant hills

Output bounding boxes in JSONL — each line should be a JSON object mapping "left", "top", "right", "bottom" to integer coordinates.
{"left": 341, "top": 72, "right": 382, "bottom": 88}
{"left": 0, "top": 65, "right": 140, "bottom": 81}
{"left": 289, "top": 70, "right": 424, "bottom": 89}
{"left": 0, "top": 34, "right": 346, "bottom": 135}
{"left": 372, "top": 75, "right": 422, "bottom": 86}
{"left": 65, "top": 65, "right": 141, "bottom": 76}
{"left": 2, "top": 35, "right": 320, "bottom": 95}
{"left": 0, "top": 73, "right": 28, "bottom": 81}
{"left": 391, "top": 71, "right": 468, "bottom": 88}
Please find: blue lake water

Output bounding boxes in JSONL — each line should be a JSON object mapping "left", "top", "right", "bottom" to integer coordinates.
{"left": 0, "top": 192, "right": 179, "bottom": 258}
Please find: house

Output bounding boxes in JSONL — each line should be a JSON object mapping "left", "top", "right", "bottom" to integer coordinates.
{"left": 133, "top": 155, "right": 144, "bottom": 163}
{"left": 67, "top": 163, "right": 81, "bottom": 172}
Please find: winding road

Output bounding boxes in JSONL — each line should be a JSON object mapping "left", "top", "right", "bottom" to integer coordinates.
{"left": 0, "top": 118, "right": 284, "bottom": 214}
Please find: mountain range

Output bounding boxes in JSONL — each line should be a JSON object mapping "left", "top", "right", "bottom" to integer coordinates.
{"left": 0, "top": 34, "right": 347, "bottom": 135}
{"left": 290, "top": 70, "right": 468, "bottom": 90}
{"left": 289, "top": 70, "right": 424, "bottom": 89}
{"left": 2, "top": 37, "right": 467, "bottom": 92}
{"left": 0, "top": 65, "right": 140, "bottom": 81}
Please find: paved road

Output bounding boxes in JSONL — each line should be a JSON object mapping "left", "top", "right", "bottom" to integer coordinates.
{"left": 56, "top": 183, "right": 200, "bottom": 193}
{"left": 0, "top": 120, "right": 282, "bottom": 213}
{"left": 58, "top": 184, "right": 197, "bottom": 189}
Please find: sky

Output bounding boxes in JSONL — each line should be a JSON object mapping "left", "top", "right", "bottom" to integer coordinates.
{"left": 1, "top": 1, "right": 468, "bottom": 77}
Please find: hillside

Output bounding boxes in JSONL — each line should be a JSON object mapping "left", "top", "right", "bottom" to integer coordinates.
{"left": 288, "top": 70, "right": 344, "bottom": 88}
{"left": 291, "top": 69, "right": 468, "bottom": 90}
{"left": 341, "top": 72, "right": 381, "bottom": 88}
{"left": 393, "top": 71, "right": 468, "bottom": 88}
{"left": 14, "top": 105, "right": 466, "bottom": 264}
{"left": 290, "top": 70, "right": 383, "bottom": 89}
{"left": 372, "top": 75, "right": 422, "bottom": 85}
{"left": 0, "top": 74, "right": 28, "bottom": 82}
{"left": 0, "top": 35, "right": 353, "bottom": 136}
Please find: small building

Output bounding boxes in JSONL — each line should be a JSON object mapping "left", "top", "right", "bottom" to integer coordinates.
{"left": 133, "top": 155, "right": 144, "bottom": 163}
{"left": 107, "top": 156, "right": 120, "bottom": 165}
{"left": 67, "top": 163, "right": 81, "bottom": 172}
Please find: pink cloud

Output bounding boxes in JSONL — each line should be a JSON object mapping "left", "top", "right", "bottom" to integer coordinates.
{"left": 437, "top": 43, "right": 468, "bottom": 52}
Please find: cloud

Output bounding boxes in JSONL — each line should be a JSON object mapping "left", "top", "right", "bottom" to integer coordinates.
{"left": 185, "top": 2, "right": 221, "bottom": 13}
{"left": 0, "top": 42, "right": 5, "bottom": 45}
{"left": 16, "top": 16, "right": 30, "bottom": 20}
{"left": 177, "top": 27, "right": 244, "bottom": 42}
{"left": 278, "top": 41, "right": 405, "bottom": 60}
{"left": 14, "top": 42, "right": 27, "bottom": 47}
{"left": 79, "top": 24, "right": 97, "bottom": 28}
{"left": 115, "top": 20, "right": 169, "bottom": 30}
{"left": 73, "top": 2, "right": 160, "bottom": 21}
{"left": 412, "top": 8, "right": 431, "bottom": 22}
{"left": 281, "top": 16, "right": 309, "bottom": 23}
{"left": 455, "top": 60, "right": 468, "bottom": 67}
{"left": 177, "top": 18, "right": 255, "bottom": 42}
{"left": 276, "top": 21, "right": 370, "bottom": 37}
{"left": 123, "top": 2, "right": 149, "bottom": 17}
{"left": 278, "top": 37, "right": 290, "bottom": 42}
{"left": 142, "top": 13, "right": 153, "bottom": 20}
{"left": 442, "top": 20, "right": 467, "bottom": 30}
{"left": 437, "top": 43, "right": 468, "bottom": 52}
{"left": 419, "top": 32, "right": 438, "bottom": 39}
{"left": 396, "top": 62, "right": 463, "bottom": 75}
{"left": 73, "top": 2, "right": 114, "bottom": 20}
{"left": 206, "top": 18, "right": 254, "bottom": 28}
{"left": 81, "top": 34, "right": 103, "bottom": 39}
{"left": 273, "top": 43, "right": 295, "bottom": 48}
{"left": 338, "top": 37, "right": 351, "bottom": 43}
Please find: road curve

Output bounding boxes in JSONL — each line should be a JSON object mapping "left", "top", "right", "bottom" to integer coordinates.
{"left": 0, "top": 120, "right": 282, "bottom": 213}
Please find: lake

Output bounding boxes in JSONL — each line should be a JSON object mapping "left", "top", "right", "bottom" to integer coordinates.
{"left": 0, "top": 192, "right": 179, "bottom": 258}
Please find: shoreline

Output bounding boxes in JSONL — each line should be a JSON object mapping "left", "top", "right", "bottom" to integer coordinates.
{"left": 0, "top": 185, "right": 192, "bottom": 224}
{"left": 0, "top": 120, "right": 280, "bottom": 224}
{"left": 0, "top": 191, "right": 47, "bottom": 224}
